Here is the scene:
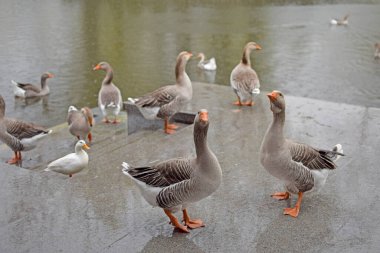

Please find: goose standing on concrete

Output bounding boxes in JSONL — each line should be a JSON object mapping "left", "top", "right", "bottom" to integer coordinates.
{"left": 260, "top": 90, "right": 344, "bottom": 218}
{"left": 330, "top": 14, "right": 349, "bottom": 25}
{"left": 196, "top": 52, "right": 217, "bottom": 71}
{"left": 12, "top": 72, "right": 54, "bottom": 98}
{"left": 93, "top": 62, "right": 122, "bottom": 124}
{"left": 122, "top": 109, "right": 222, "bottom": 232}
{"left": 230, "top": 42, "right": 262, "bottom": 106}
{"left": 374, "top": 43, "right": 380, "bottom": 59}
{"left": 128, "top": 51, "right": 193, "bottom": 134}
{"left": 0, "top": 95, "right": 52, "bottom": 164}
{"left": 45, "top": 140, "right": 90, "bottom": 177}
{"left": 67, "top": 106, "right": 94, "bottom": 143}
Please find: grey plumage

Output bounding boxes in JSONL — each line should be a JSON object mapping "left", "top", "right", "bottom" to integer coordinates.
{"left": 12, "top": 72, "right": 54, "bottom": 98}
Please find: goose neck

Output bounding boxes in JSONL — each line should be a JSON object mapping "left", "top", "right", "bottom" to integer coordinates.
{"left": 241, "top": 47, "right": 252, "bottom": 66}
{"left": 103, "top": 67, "right": 113, "bottom": 85}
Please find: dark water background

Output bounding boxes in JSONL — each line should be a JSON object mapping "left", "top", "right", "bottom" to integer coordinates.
{"left": 0, "top": 0, "right": 379, "bottom": 127}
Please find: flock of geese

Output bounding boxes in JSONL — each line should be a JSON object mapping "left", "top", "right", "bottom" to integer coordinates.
{"left": 8, "top": 20, "right": 379, "bottom": 231}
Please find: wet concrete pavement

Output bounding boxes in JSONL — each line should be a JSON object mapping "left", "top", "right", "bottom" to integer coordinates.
{"left": 0, "top": 82, "right": 379, "bottom": 253}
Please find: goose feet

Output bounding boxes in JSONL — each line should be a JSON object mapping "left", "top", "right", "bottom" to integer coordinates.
{"left": 164, "top": 209, "right": 189, "bottom": 233}
{"left": 233, "top": 100, "right": 243, "bottom": 106}
{"left": 164, "top": 118, "right": 178, "bottom": 134}
{"left": 271, "top": 191, "right": 290, "bottom": 200}
{"left": 102, "top": 118, "right": 110, "bottom": 123}
{"left": 87, "top": 133, "right": 92, "bottom": 143}
{"left": 7, "top": 151, "right": 21, "bottom": 164}
{"left": 283, "top": 192, "right": 303, "bottom": 218}
{"left": 183, "top": 209, "right": 205, "bottom": 229}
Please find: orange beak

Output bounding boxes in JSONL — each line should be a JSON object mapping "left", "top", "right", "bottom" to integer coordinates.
{"left": 199, "top": 111, "right": 208, "bottom": 122}
{"left": 256, "top": 44, "right": 262, "bottom": 50}
{"left": 93, "top": 64, "right": 101, "bottom": 71}
{"left": 187, "top": 52, "right": 193, "bottom": 58}
{"left": 267, "top": 91, "right": 278, "bottom": 102}
{"left": 83, "top": 144, "right": 90, "bottom": 150}
{"left": 48, "top": 73, "right": 54, "bottom": 78}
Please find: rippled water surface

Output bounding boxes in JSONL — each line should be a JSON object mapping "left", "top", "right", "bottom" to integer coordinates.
{"left": 0, "top": 0, "right": 379, "bottom": 127}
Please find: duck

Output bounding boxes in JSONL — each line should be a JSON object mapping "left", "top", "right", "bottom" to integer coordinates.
{"left": 12, "top": 72, "right": 54, "bottom": 98}
{"left": 67, "top": 106, "right": 94, "bottom": 143}
{"left": 128, "top": 51, "right": 193, "bottom": 134}
{"left": 230, "top": 42, "right": 262, "bottom": 106}
{"left": 260, "top": 90, "right": 345, "bottom": 218}
{"left": 45, "top": 140, "right": 90, "bottom": 177}
{"left": 196, "top": 53, "right": 217, "bottom": 71}
{"left": 93, "top": 62, "right": 122, "bottom": 124}
{"left": 0, "top": 94, "right": 52, "bottom": 164}
{"left": 374, "top": 43, "right": 380, "bottom": 59}
{"left": 122, "top": 109, "right": 222, "bottom": 232}
{"left": 330, "top": 14, "right": 349, "bottom": 25}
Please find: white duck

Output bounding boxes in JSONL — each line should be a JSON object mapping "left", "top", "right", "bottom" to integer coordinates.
{"left": 122, "top": 109, "right": 222, "bottom": 232}
{"left": 330, "top": 14, "right": 349, "bottom": 25}
{"left": 128, "top": 51, "right": 193, "bottom": 134}
{"left": 260, "top": 90, "right": 344, "bottom": 217}
{"left": 196, "top": 53, "right": 217, "bottom": 71}
{"left": 93, "top": 62, "right": 122, "bottom": 124}
{"left": 230, "top": 42, "right": 262, "bottom": 106}
{"left": 45, "top": 140, "right": 90, "bottom": 177}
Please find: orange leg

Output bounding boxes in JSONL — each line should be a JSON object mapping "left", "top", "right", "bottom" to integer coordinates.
{"left": 88, "top": 133, "right": 92, "bottom": 143}
{"left": 271, "top": 191, "right": 290, "bottom": 200}
{"left": 102, "top": 117, "right": 110, "bottom": 123}
{"left": 182, "top": 209, "right": 204, "bottom": 229}
{"left": 164, "top": 118, "right": 176, "bottom": 134}
{"left": 164, "top": 209, "right": 189, "bottom": 233}
{"left": 112, "top": 117, "right": 120, "bottom": 124}
{"left": 233, "top": 96, "right": 242, "bottom": 106}
{"left": 243, "top": 101, "right": 254, "bottom": 106}
{"left": 284, "top": 192, "right": 303, "bottom": 218}
{"left": 7, "top": 151, "right": 21, "bottom": 164}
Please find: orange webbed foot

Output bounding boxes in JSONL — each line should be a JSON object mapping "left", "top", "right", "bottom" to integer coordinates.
{"left": 284, "top": 206, "right": 300, "bottom": 218}
{"left": 243, "top": 101, "right": 254, "bottom": 106}
{"left": 167, "top": 124, "right": 178, "bottom": 130}
{"left": 271, "top": 192, "right": 290, "bottom": 200}
{"left": 233, "top": 101, "right": 243, "bottom": 106}
{"left": 164, "top": 129, "right": 176, "bottom": 134}
{"left": 185, "top": 219, "right": 205, "bottom": 229}
{"left": 112, "top": 119, "right": 120, "bottom": 124}
{"left": 7, "top": 157, "right": 19, "bottom": 164}
{"left": 164, "top": 210, "right": 189, "bottom": 233}
{"left": 102, "top": 118, "right": 110, "bottom": 123}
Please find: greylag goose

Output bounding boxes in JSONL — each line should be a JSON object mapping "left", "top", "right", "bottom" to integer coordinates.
{"left": 128, "top": 51, "right": 193, "bottom": 134}
{"left": 0, "top": 95, "right": 52, "bottom": 164}
{"left": 93, "top": 62, "right": 122, "bottom": 124}
{"left": 45, "top": 140, "right": 90, "bottom": 177}
{"left": 330, "top": 14, "right": 349, "bottom": 25}
{"left": 230, "top": 42, "right": 262, "bottom": 106}
{"left": 122, "top": 109, "right": 222, "bottom": 232}
{"left": 260, "top": 90, "right": 344, "bottom": 218}
{"left": 374, "top": 43, "right": 380, "bottom": 59}
{"left": 12, "top": 72, "right": 54, "bottom": 98}
{"left": 196, "top": 53, "right": 217, "bottom": 71}
{"left": 67, "top": 106, "right": 94, "bottom": 143}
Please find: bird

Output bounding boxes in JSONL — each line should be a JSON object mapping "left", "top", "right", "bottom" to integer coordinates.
{"left": 196, "top": 52, "right": 217, "bottom": 71}
{"left": 45, "top": 140, "right": 90, "bottom": 177}
{"left": 93, "top": 62, "right": 122, "bottom": 124}
{"left": 260, "top": 90, "right": 344, "bottom": 218}
{"left": 374, "top": 43, "right": 380, "bottom": 59}
{"left": 128, "top": 51, "right": 193, "bottom": 134}
{"left": 230, "top": 42, "right": 262, "bottom": 106}
{"left": 0, "top": 94, "right": 52, "bottom": 164}
{"left": 12, "top": 72, "right": 54, "bottom": 98}
{"left": 122, "top": 109, "right": 222, "bottom": 232}
{"left": 330, "top": 14, "right": 349, "bottom": 25}
{"left": 67, "top": 106, "right": 94, "bottom": 143}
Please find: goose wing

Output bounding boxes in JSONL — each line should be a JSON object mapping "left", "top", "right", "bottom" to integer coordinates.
{"left": 231, "top": 66, "right": 260, "bottom": 93}
{"left": 4, "top": 118, "right": 48, "bottom": 139}
{"left": 135, "top": 85, "right": 177, "bottom": 108}
{"left": 16, "top": 82, "right": 41, "bottom": 93}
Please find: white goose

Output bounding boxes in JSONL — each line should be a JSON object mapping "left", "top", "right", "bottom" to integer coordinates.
{"left": 260, "top": 90, "right": 344, "bottom": 217}
{"left": 45, "top": 140, "right": 90, "bottom": 177}
{"left": 122, "top": 109, "right": 222, "bottom": 232}
{"left": 128, "top": 51, "right": 193, "bottom": 134}
{"left": 196, "top": 53, "right": 217, "bottom": 71}
{"left": 93, "top": 62, "right": 122, "bottom": 124}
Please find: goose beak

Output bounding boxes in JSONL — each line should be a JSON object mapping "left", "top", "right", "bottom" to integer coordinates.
{"left": 83, "top": 144, "right": 90, "bottom": 150}
{"left": 93, "top": 64, "right": 101, "bottom": 71}
{"left": 48, "top": 73, "right": 54, "bottom": 78}
{"left": 267, "top": 91, "right": 278, "bottom": 102}
{"left": 256, "top": 44, "right": 262, "bottom": 50}
{"left": 199, "top": 111, "right": 208, "bottom": 122}
{"left": 187, "top": 52, "right": 193, "bottom": 59}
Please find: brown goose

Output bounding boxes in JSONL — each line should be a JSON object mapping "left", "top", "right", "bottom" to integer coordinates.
{"left": 260, "top": 90, "right": 344, "bottom": 217}
{"left": 67, "top": 106, "right": 94, "bottom": 143}
{"left": 330, "top": 14, "right": 349, "bottom": 25}
{"left": 374, "top": 43, "right": 380, "bottom": 59}
{"left": 12, "top": 72, "right": 54, "bottom": 98}
{"left": 0, "top": 95, "right": 52, "bottom": 164}
{"left": 122, "top": 109, "right": 222, "bottom": 232}
{"left": 93, "top": 62, "right": 122, "bottom": 124}
{"left": 230, "top": 42, "right": 262, "bottom": 106}
{"left": 128, "top": 51, "right": 193, "bottom": 134}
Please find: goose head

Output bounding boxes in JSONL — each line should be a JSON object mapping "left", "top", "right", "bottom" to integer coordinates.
{"left": 81, "top": 107, "right": 95, "bottom": 127}
{"left": 0, "top": 95, "right": 5, "bottom": 118}
{"left": 68, "top": 105, "right": 78, "bottom": 113}
{"left": 267, "top": 90, "right": 285, "bottom": 114}
{"left": 177, "top": 51, "right": 193, "bottom": 63}
{"left": 194, "top": 109, "right": 209, "bottom": 141}
{"left": 245, "top": 42, "right": 262, "bottom": 52}
{"left": 93, "top": 61, "right": 111, "bottom": 71}
{"left": 75, "top": 140, "right": 90, "bottom": 151}
{"left": 41, "top": 72, "right": 54, "bottom": 80}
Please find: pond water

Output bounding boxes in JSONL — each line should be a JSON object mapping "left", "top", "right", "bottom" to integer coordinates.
{"left": 0, "top": 0, "right": 379, "bottom": 127}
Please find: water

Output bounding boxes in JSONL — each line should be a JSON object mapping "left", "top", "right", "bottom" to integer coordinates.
{"left": 0, "top": 0, "right": 379, "bottom": 127}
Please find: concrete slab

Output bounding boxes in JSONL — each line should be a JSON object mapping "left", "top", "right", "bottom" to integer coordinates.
{"left": 0, "top": 82, "right": 379, "bottom": 253}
